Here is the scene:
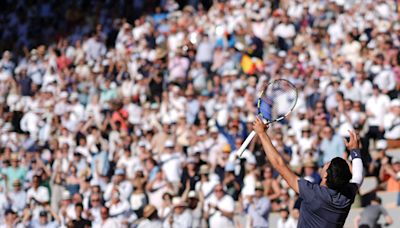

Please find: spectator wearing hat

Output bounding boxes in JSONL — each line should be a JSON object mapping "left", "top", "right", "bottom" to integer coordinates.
{"left": 354, "top": 196, "right": 393, "bottom": 228}
{"left": 195, "top": 164, "right": 219, "bottom": 200}
{"left": 183, "top": 190, "right": 205, "bottom": 228}
{"left": 215, "top": 144, "right": 232, "bottom": 180}
{"left": 104, "top": 168, "right": 132, "bottom": 202}
{"left": 105, "top": 188, "right": 130, "bottom": 222}
{"left": 204, "top": 183, "right": 235, "bottom": 228}
{"left": 165, "top": 197, "right": 193, "bottom": 228}
{"left": 245, "top": 181, "right": 271, "bottom": 228}
{"left": 137, "top": 204, "right": 162, "bottom": 228}
{"left": 7, "top": 179, "right": 26, "bottom": 215}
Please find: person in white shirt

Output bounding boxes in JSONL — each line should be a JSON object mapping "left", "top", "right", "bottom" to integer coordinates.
{"left": 365, "top": 85, "right": 390, "bottom": 144}
{"left": 384, "top": 99, "right": 400, "bottom": 148}
{"left": 160, "top": 140, "right": 183, "bottom": 193}
{"left": 164, "top": 197, "right": 193, "bottom": 228}
{"left": 204, "top": 183, "right": 235, "bottom": 228}
{"left": 137, "top": 204, "right": 162, "bottom": 228}
{"left": 277, "top": 206, "right": 297, "bottom": 228}
{"left": 97, "top": 206, "right": 121, "bottom": 228}
{"left": 7, "top": 180, "right": 26, "bottom": 215}
{"left": 26, "top": 175, "right": 50, "bottom": 206}
{"left": 273, "top": 16, "right": 296, "bottom": 50}
{"left": 103, "top": 169, "right": 132, "bottom": 202}
{"left": 373, "top": 65, "right": 396, "bottom": 98}
{"left": 105, "top": 189, "right": 130, "bottom": 220}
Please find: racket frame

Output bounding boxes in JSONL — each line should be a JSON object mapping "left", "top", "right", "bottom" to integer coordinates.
{"left": 237, "top": 79, "right": 298, "bottom": 157}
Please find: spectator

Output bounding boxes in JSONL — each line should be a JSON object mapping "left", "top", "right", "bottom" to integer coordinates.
{"left": 245, "top": 182, "right": 271, "bottom": 228}
{"left": 204, "top": 183, "right": 235, "bottom": 228}
{"left": 277, "top": 206, "right": 297, "bottom": 228}
{"left": 354, "top": 197, "right": 393, "bottom": 228}
{"left": 320, "top": 125, "right": 346, "bottom": 164}
{"left": 164, "top": 197, "right": 193, "bottom": 228}
{"left": 137, "top": 204, "right": 162, "bottom": 228}
{"left": 0, "top": 0, "right": 399, "bottom": 227}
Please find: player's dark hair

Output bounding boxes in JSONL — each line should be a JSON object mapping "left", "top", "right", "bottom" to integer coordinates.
{"left": 326, "top": 157, "right": 352, "bottom": 190}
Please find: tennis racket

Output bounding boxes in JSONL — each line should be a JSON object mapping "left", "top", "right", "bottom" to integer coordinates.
{"left": 237, "top": 79, "right": 298, "bottom": 157}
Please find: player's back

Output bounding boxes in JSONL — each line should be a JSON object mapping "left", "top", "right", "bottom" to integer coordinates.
{"left": 297, "top": 178, "right": 358, "bottom": 228}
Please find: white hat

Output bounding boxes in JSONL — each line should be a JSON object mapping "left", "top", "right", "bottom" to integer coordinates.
{"left": 376, "top": 140, "right": 387, "bottom": 150}
{"left": 172, "top": 197, "right": 187, "bottom": 207}
{"left": 188, "top": 191, "right": 198, "bottom": 198}
{"left": 62, "top": 191, "right": 71, "bottom": 200}
{"left": 209, "top": 126, "right": 218, "bottom": 133}
{"left": 164, "top": 140, "right": 175, "bottom": 148}
{"left": 359, "top": 34, "right": 368, "bottom": 41}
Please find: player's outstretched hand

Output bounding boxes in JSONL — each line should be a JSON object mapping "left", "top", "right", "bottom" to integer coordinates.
{"left": 344, "top": 130, "right": 360, "bottom": 151}
{"left": 253, "top": 116, "right": 268, "bottom": 135}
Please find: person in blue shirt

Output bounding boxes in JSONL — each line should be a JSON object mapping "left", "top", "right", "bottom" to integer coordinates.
{"left": 252, "top": 117, "right": 363, "bottom": 228}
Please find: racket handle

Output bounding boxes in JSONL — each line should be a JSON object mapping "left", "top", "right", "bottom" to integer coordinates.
{"left": 236, "top": 131, "right": 257, "bottom": 158}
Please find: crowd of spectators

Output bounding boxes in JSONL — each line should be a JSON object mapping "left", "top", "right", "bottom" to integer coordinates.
{"left": 0, "top": 0, "right": 399, "bottom": 227}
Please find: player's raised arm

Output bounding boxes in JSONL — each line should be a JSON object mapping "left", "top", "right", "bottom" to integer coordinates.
{"left": 345, "top": 130, "right": 364, "bottom": 187}
{"left": 253, "top": 117, "right": 299, "bottom": 193}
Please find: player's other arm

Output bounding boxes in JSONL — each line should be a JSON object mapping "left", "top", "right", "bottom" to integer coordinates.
{"left": 253, "top": 117, "right": 299, "bottom": 193}
{"left": 345, "top": 131, "right": 364, "bottom": 187}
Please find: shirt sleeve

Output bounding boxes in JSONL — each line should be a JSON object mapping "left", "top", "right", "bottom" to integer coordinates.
{"left": 380, "top": 206, "right": 389, "bottom": 216}
{"left": 298, "top": 178, "right": 318, "bottom": 203}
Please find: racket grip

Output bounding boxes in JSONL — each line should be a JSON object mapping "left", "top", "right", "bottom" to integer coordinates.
{"left": 236, "top": 131, "right": 257, "bottom": 158}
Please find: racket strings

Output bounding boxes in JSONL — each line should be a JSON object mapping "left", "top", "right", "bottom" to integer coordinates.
{"left": 259, "top": 80, "right": 297, "bottom": 121}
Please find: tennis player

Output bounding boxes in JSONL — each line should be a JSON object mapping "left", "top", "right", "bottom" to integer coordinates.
{"left": 253, "top": 117, "right": 363, "bottom": 227}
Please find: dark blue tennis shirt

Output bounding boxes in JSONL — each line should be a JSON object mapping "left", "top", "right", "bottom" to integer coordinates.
{"left": 297, "top": 178, "right": 358, "bottom": 227}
